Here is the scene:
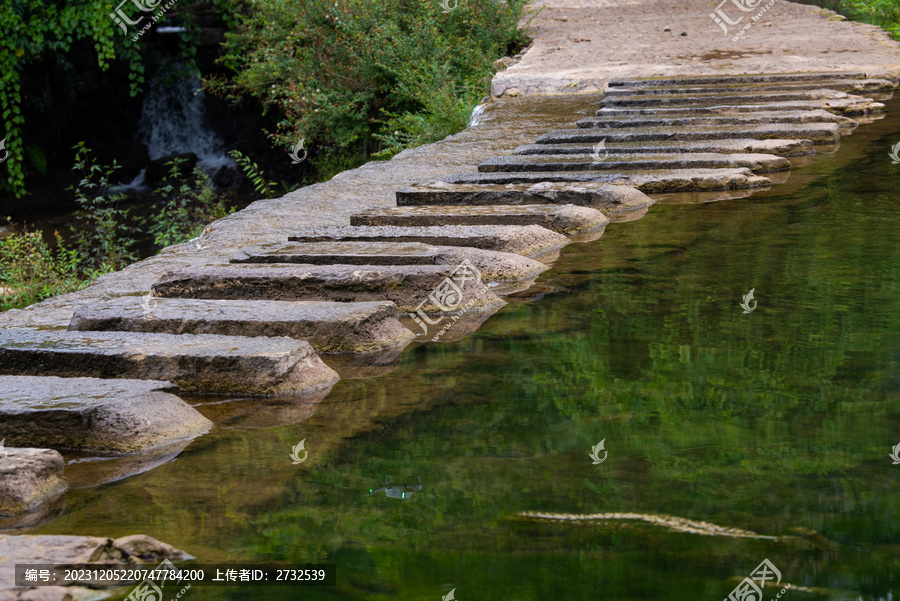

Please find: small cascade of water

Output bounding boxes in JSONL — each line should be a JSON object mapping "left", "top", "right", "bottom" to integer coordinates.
{"left": 468, "top": 103, "right": 486, "bottom": 127}
{"left": 121, "top": 70, "right": 234, "bottom": 189}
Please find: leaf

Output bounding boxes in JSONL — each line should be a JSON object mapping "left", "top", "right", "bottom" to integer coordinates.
{"left": 25, "top": 145, "right": 47, "bottom": 175}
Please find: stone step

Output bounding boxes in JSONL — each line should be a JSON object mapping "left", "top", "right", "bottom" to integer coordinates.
{"left": 349, "top": 204, "right": 609, "bottom": 236}
{"left": 0, "top": 376, "right": 213, "bottom": 454}
{"left": 604, "top": 79, "right": 895, "bottom": 96}
{"left": 513, "top": 138, "right": 815, "bottom": 158}
{"left": 478, "top": 152, "right": 790, "bottom": 174}
{"left": 231, "top": 241, "right": 548, "bottom": 283}
{"left": 535, "top": 123, "right": 840, "bottom": 145}
{"left": 607, "top": 72, "right": 893, "bottom": 87}
{"left": 442, "top": 168, "right": 771, "bottom": 192}
{"left": 594, "top": 98, "right": 884, "bottom": 116}
{"left": 0, "top": 448, "right": 67, "bottom": 516}
{"left": 599, "top": 90, "right": 870, "bottom": 108}
{"left": 152, "top": 263, "right": 506, "bottom": 314}
{"left": 577, "top": 110, "right": 857, "bottom": 129}
{"left": 286, "top": 224, "right": 570, "bottom": 260}
{"left": 395, "top": 182, "right": 654, "bottom": 216}
{"left": 68, "top": 297, "right": 414, "bottom": 354}
{"left": 0, "top": 330, "right": 340, "bottom": 395}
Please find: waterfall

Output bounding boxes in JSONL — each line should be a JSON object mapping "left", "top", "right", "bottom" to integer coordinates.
{"left": 120, "top": 69, "right": 234, "bottom": 189}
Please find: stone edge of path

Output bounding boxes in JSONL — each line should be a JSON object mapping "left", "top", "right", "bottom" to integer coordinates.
{"left": 0, "top": 449, "right": 67, "bottom": 517}
{"left": 0, "top": 376, "right": 213, "bottom": 454}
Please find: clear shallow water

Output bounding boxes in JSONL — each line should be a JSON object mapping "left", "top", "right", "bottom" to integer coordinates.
{"left": 28, "top": 97, "right": 900, "bottom": 600}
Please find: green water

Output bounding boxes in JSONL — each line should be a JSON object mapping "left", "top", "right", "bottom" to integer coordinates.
{"left": 31, "top": 99, "right": 900, "bottom": 600}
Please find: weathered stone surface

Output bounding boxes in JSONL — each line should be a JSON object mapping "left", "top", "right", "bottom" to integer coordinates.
{"left": 0, "top": 332, "right": 339, "bottom": 396}
{"left": 286, "top": 224, "right": 570, "bottom": 259}
{"left": 606, "top": 72, "right": 892, "bottom": 87}
{"left": 0, "top": 376, "right": 212, "bottom": 454}
{"left": 604, "top": 79, "right": 895, "bottom": 96}
{"left": 478, "top": 152, "right": 790, "bottom": 173}
{"left": 514, "top": 138, "right": 815, "bottom": 157}
{"left": 534, "top": 123, "right": 841, "bottom": 145}
{"left": 0, "top": 533, "right": 190, "bottom": 600}
{"left": 396, "top": 181, "right": 653, "bottom": 216}
{"left": 232, "top": 241, "right": 548, "bottom": 282}
{"left": 350, "top": 204, "right": 609, "bottom": 236}
{"left": 443, "top": 168, "right": 771, "bottom": 192}
{"left": 63, "top": 439, "right": 195, "bottom": 490}
{"left": 576, "top": 110, "right": 857, "bottom": 128}
{"left": 594, "top": 98, "right": 885, "bottom": 117}
{"left": 0, "top": 494, "right": 65, "bottom": 534}
{"left": 599, "top": 89, "right": 873, "bottom": 107}
{"left": 69, "top": 298, "right": 413, "bottom": 354}
{"left": 152, "top": 263, "right": 505, "bottom": 314}
{"left": 0, "top": 449, "right": 67, "bottom": 517}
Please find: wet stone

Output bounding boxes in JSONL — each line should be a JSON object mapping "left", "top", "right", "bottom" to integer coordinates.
{"left": 534, "top": 123, "right": 841, "bottom": 145}
{"left": 602, "top": 79, "right": 896, "bottom": 96}
{"left": 606, "top": 71, "right": 889, "bottom": 87}
{"left": 594, "top": 98, "right": 884, "bottom": 117}
{"left": 0, "top": 448, "right": 67, "bottom": 516}
{"left": 396, "top": 181, "right": 653, "bottom": 216}
{"left": 443, "top": 168, "right": 771, "bottom": 192}
{"left": 0, "top": 376, "right": 213, "bottom": 454}
{"left": 286, "top": 224, "right": 571, "bottom": 260}
{"left": 478, "top": 152, "right": 790, "bottom": 173}
{"left": 232, "top": 241, "right": 549, "bottom": 283}
{"left": 69, "top": 297, "right": 414, "bottom": 354}
{"left": 513, "top": 138, "right": 815, "bottom": 158}
{"left": 599, "top": 89, "right": 872, "bottom": 108}
{"left": 350, "top": 204, "right": 609, "bottom": 236}
{"left": 576, "top": 110, "right": 857, "bottom": 128}
{"left": 0, "top": 330, "right": 340, "bottom": 396}
{"left": 152, "top": 263, "right": 505, "bottom": 314}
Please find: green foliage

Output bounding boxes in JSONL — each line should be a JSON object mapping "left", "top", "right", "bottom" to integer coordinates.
{"left": 228, "top": 149, "right": 278, "bottom": 198}
{"left": 0, "top": 0, "right": 145, "bottom": 198}
{"left": 0, "top": 225, "right": 85, "bottom": 311}
{"left": 68, "top": 142, "right": 139, "bottom": 273}
{"left": 147, "top": 158, "right": 235, "bottom": 247}
{"left": 844, "top": 0, "right": 900, "bottom": 36}
{"left": 206, "top": 0, "right": 533, "bottom": 170}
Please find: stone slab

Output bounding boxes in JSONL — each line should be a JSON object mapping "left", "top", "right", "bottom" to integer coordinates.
{"left": 0, "top": 331, "right": 339, "bottom": 396}
{"left": 607, "top": 73, "right": 895, "bottom": 88}
{"left": 599, "top": 89, "right": 870, "bottom": 107}
{"left": 285, "top": 224, "right": 570, "bottom": 259}
{"left": 534, "top": 123, "right": 841, "bottom": 144}
{"left": 231, "top": 241, "right": 549, "bottom": 283}
{"left": 443, "top": 168, "right": 771, "bottom": 192}
{"left": 594, "top": 98, "right": 884, "bottom": 117}
{"left": 513, "top": 138, "right": 815, "bottom": 157}
{"left": 350, "top": 204, "right": 609, "bottom": 236}
{"left": 577, "top": 110, "right": 857, "bottom": 128}
{"left": 152, "top": 263, "right": 506, "bottom": 314}
{"left": 0, "top": 376, "right": 212, "bottom": 454}
{"left": 604, "top": 79, "right": 895, "bottom": 96}
{"left": 0, "top": 449, "right": 67, "bottom": 516}
{"left": 396, "top": 181, "right": 654, "bottom": 216}
{"left": 69, "top": 298, "right": 414, "bottom": 354}
{"left": 478, "top": 152, "right": 790, "bottom": 173}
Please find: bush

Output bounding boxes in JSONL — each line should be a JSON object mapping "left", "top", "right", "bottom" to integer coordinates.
{"left": 205, "top": 0, "right": 534, "bottom": 171}
{"left": 0, "top": 227, "right": 85, "bottom": 311}
{"left": 844, "top": 0, "right": 899, "bottom": 37}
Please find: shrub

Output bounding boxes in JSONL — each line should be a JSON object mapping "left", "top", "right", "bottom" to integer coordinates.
{"left": 0, "top": 227, "right": 85, "bottom": 311}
